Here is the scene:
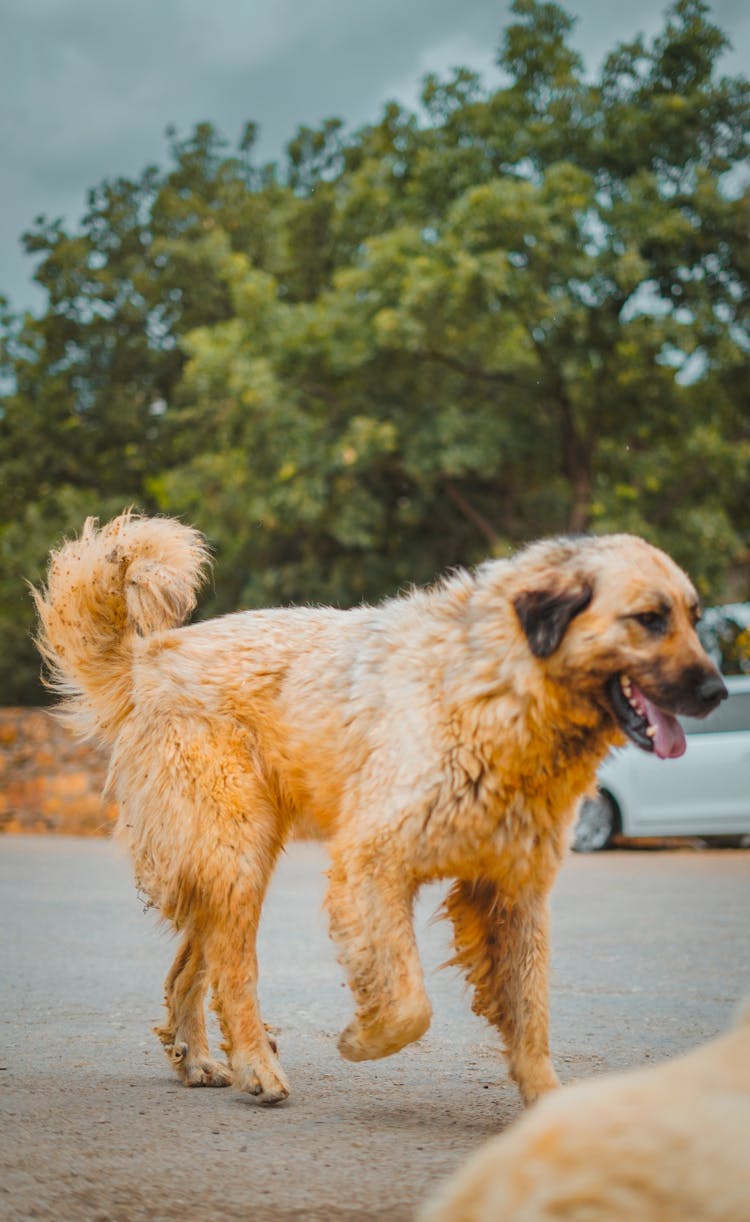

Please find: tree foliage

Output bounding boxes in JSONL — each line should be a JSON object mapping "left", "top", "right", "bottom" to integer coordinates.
{"left": 1, "top": 0, "right": 749, "bottom": 702}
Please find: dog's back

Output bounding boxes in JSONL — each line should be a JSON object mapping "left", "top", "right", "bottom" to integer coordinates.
{"left": 420, "top": 1002, "right": 750, "bottom": 1221}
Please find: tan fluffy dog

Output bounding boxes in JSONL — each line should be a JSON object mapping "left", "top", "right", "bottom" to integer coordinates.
{"left": 420, "top": 1002, "right": 750, "bottom": 1221}
{"left": 34, "top": 514, "right": 725, "bottom": 1105}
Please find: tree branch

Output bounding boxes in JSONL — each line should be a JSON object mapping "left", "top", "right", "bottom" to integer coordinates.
{"left": 442, "top": 479, "right": 499, "bottom": 548}
{"left": 416, "top": 349, "right": 518, "bottom": 385}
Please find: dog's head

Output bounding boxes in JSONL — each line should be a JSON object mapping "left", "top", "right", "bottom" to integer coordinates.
{"left": 509, "top": 534, "right": 727, "bottom": 759}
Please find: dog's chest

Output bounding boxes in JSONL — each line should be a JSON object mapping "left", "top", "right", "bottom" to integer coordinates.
{"left": 435, "top": 738, "right": 596, "bottom": 885}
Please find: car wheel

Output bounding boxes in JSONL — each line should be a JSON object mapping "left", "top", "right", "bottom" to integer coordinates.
{"left": 572, "top": 793, "right": 617, "bottom": 853}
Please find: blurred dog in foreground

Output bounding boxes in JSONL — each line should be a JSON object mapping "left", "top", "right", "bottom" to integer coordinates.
{"left": 420, "top": 1001, "right": 750, "bottom": 1221}
{"left": 34, "top": 513, "right": 725, "bottom": 1105}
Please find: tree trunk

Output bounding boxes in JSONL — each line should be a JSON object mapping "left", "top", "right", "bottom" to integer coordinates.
{"left": 568, "top": 466, "right": 592, "bottom": 533}
{"left": 555, "top": 385, "right": 592, "bottom": 535}
{"left": 442, "top": 479, "right": 499, "bottom": 549}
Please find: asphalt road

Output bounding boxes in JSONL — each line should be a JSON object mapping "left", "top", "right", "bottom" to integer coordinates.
{"left": 2, "top": 836, "right": 749, "bottom": 1221}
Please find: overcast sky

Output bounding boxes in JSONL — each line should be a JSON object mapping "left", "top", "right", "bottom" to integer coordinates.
{"left": 1, "top": 0, "right": 748, "bottom": 312}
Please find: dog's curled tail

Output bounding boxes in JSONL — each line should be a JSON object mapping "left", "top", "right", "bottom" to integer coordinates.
{"left": 33, "top": 511, "right": 210, "bottom": 744}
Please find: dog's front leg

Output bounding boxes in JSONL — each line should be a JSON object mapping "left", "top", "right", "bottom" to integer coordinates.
{"left": 326, "top": 843, "right": 432, "bottom": 1062}
{"left": 444, "top": 878, "right": 560, "bottom": 1106}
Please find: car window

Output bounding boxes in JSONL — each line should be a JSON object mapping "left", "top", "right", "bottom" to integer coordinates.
{"left": 680, "top": 690, "right": 750, "bottom": 736}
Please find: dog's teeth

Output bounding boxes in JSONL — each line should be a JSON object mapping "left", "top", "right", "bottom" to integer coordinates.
{"left": 646, "top": 725, "right": 657, "bottom": 738}
{"left": 621, "top": 675, "right": 632, "bottom": 694}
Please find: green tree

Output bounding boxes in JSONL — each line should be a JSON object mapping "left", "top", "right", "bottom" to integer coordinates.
{"left": 1, "top": 0, "right": 748, "bottom": 703}
{"left": 159, "top": 0, "right": 750, "bottom": 605}
{"left": 0, "top": 125, "right": 289, "bottom": 700}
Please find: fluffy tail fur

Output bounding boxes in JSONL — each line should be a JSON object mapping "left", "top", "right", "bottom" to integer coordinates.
{"left": 33, "top": 511, "right": 210, "bottom": 744}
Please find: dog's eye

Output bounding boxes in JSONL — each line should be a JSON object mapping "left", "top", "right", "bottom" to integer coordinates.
{"left": 633, "top": 611, "right": 668, "bottom": 635}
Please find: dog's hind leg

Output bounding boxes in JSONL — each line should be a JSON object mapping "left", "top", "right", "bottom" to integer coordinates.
{"left": 206, "top": 904, "right": 290, "bottom": 1105}
{"left": 154, "top": 933, "right": 231, "bottom": 1087}
{"left": 444, "top": 879, "right": 560, "bottom": 1106}
{"left": 327, "top": 842, "right": 432, "bottom": 1062}
{"left": 141, "top": 726, "right": 292, "bottom": 1103}
{"left": 200, "top": 798, "right": 291, "bottom": 1105}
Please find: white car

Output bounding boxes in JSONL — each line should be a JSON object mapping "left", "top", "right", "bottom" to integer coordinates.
{"left": 572, "top": 675, "right": 750, "bottom": 851}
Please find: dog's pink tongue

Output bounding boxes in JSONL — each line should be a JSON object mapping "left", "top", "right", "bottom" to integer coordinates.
{"left": 641, "top": 694, "right": 686, "bottom": 759}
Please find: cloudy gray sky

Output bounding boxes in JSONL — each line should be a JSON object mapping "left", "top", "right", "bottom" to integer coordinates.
{"left": 2, "top": 0, "right": 748, "bottom": 312}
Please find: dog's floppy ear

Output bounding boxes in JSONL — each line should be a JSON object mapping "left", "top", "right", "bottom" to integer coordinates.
{"left": 513, "top": 581, "right": 593, "bottom": 659}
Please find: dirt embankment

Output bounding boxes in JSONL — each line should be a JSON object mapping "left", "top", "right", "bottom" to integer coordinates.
{"left": 0, "top": 708, "right": 115, "bottom": 835}
{"left": 0, "top": 709, "right": 321, "bottom": 839}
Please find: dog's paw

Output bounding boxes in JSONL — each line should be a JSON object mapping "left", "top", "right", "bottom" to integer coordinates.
{"left": 163, "top": 1041, "right": 232, "bottom": 1087}
{"left": 163, "top": 1041, "right": 233, "bottom": 1090}
{"left": 184, "top": 1056, "right": 233, "bottom": 1088}
{"left": 338, "top": 1001, "right": 432, "bottom": 1062}
{"left": 515, "top": 1063, "right": 561, "bottom": 1107}
{"left": 337, "top": 1022, "right": 376, "bottom": 1062}
{"left": 233, "top": 1055, "right": 290, "bottom": 1105}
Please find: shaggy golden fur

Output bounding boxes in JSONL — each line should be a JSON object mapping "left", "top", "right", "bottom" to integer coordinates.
{"left": 420, "top": 1001, "right": 750, "bottom": 1221}
{"left": 34, "top": 513, "right": 724, "bottom": 1106}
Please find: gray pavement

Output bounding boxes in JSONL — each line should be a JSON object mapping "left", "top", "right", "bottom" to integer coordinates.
{"left": 1, "top": 836, "right": 749, "bottom": 1221}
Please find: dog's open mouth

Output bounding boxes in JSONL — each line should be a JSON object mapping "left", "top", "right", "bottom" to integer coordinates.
{"left": 607, "top": 675, "right": 686, "bottom": 760}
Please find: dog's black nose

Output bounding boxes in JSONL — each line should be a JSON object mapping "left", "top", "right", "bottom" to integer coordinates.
{"left": 696, "top": 672, "right": 728, "bottom": 709}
